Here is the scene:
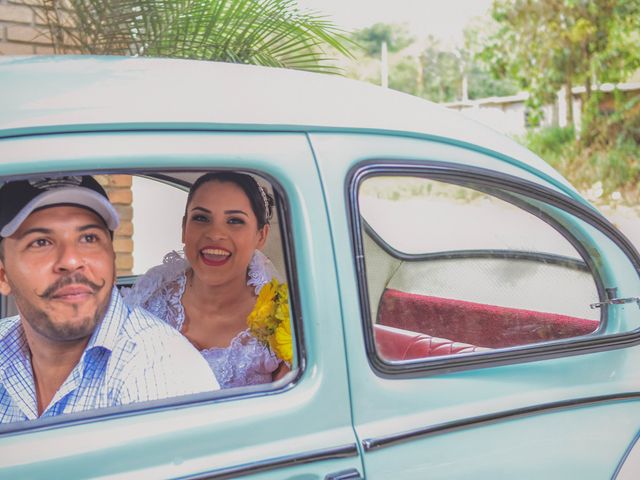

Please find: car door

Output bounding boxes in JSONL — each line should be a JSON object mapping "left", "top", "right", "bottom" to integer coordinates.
{"left": 311, "top": 132, "right": 640, "bottom": 479}
{"left": 0, "top": 131, "right": 363, "bottom": 479}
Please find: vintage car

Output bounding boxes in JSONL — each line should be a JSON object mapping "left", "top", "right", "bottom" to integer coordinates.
{"left": 0, "top": 56, "right": 639, "bottom": 479}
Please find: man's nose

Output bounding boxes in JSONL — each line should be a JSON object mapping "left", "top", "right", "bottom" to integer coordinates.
{"left": 53, "top": 241, "right": 85, "bottom": 273}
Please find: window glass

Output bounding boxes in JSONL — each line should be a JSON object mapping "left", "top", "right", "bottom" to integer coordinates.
{"left": 0, "top": 170, "right": 295, "bottom": 427}
{"left": 359, "top": 175, "right": 601, "bottom": 362}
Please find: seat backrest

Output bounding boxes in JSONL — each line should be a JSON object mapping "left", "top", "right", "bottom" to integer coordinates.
{"left": 378, "top": 288, "right": 598, "bottom": 349}
{"left": 373, "top": 324, "right": 489, "bottom": 361}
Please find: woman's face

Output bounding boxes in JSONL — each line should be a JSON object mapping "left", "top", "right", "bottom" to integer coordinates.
{"left": 182, "top": 180, "right": 268, "bottom": 287}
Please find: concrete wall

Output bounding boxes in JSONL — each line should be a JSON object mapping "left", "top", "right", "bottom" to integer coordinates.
{"left": 446, "top": 84, "right": 639, "bottom": 137}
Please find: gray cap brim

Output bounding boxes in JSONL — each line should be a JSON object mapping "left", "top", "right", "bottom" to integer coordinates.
{"left": 0, "top": 186, "right": 120, "bottom": 237}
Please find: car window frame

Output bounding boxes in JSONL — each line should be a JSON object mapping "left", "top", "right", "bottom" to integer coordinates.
{"left": 348, "top": 160, "right": 640, "bottom": 378}
{"left": 0, "top": 165, "right": 304, "bottom": 435}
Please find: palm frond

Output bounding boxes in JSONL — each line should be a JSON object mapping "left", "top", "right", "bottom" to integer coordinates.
{"left": 33, "top": 0, "right": 355, "bottom": 73}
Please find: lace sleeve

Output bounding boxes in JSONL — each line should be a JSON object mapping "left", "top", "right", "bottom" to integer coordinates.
{"left": 247, "top": 249, "right": 283, "bottom": 294}
{"left": 121, "top": 251, "right": 189, "bottom": 329}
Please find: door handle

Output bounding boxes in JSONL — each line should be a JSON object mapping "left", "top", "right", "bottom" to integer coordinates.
{"left": 325, "top": 468, "right": 363, "bottom": 480}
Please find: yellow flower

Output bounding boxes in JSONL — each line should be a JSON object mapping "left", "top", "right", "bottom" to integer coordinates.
{"left": 274, "top": 299, "right": 289, "bottom": 324}
{"left": 247, "top": 279, "right": 293, "bottom": 363}
{"left": 276, "top": 282, "right": 288, "bottom": 302}
{"left": 270, "top": 318, "right": 292, "bottom": 364}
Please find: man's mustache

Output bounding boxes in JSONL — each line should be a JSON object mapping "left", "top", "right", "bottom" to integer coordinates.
{"left": 38, "top": 274, "right": 106, "bottom": 299}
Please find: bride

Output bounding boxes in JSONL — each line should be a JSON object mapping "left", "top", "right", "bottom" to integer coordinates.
{"left": 123, "top": 172, "right": 290, "bottom": 388}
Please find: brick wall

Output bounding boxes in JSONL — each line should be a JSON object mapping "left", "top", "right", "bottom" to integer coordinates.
{"left": 1, "top": 2, "right": 136, "bottom": 275}
{"left": 0, "top": 0, "right": 54, "bottom": 55}
{"left": 96, "top": 175, "right": 134, "bottom": 276}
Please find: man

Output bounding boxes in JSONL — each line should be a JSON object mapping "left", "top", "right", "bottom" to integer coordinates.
{"left": 0, "top": 176, "right": 218, "bottom": 424}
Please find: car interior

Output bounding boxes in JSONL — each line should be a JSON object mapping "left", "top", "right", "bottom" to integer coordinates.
{"left": 358, "top": 175, "right": 602, "bottom": 362}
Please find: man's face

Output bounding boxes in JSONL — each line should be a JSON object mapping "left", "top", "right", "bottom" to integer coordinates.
{"left": 0, "top": 206, "right": 116, "bottom": 343}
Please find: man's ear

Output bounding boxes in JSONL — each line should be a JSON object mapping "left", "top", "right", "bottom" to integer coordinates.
{"left": 0, "top": 259, "right": 12, "bottom": 297}
{"left": 111, "top": 257, "right": 117, "bottom": 285}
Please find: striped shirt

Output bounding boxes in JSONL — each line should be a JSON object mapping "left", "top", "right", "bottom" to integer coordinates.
{"left": 0, "top": 288, "right": 218, "bottom": 424}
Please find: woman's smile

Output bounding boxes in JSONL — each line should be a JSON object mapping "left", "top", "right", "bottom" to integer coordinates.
{"left": 200, "top": 246, "right": 231, "bottom": 266}
{"left": 183, "top": 180, "right": 267, "bottom": 282}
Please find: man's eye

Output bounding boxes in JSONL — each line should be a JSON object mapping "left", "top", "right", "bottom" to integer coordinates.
{"left": 29, "top": 238, "right": 51, "bottom": 248}
{"left": 81, "top": 234, "right": 99, "bottom": 243}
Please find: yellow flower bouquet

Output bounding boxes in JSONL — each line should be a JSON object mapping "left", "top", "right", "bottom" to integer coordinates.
{"left": 247, "top": 278, "right": 292, "bottom": 364}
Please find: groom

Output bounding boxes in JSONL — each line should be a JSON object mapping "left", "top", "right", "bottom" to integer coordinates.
{"left": 0, "top": 176, "right": 218, "bottom": 423}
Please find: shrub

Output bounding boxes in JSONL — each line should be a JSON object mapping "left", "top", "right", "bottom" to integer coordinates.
{"left": 522, "top": 121, "right": 640, "bottom": 204}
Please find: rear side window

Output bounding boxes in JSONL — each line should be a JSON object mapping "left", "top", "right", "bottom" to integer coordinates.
{"left": 357, "top": 175, "right": 603, "bottom": 363}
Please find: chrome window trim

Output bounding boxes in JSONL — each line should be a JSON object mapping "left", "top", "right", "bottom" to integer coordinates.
{"left": 347, "top": 160, "right": 640, "bottom": 378}
{"left": 0, "top": 165, "right": 305, "bottom": 435}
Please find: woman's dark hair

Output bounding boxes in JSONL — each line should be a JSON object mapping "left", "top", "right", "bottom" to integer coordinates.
{"left": 185, "top": 172, "right": 274, "bottom": 229}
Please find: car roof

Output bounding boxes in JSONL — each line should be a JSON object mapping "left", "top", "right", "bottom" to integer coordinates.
{"left": 0, "top": 55, "right": 571, "bottom": 188}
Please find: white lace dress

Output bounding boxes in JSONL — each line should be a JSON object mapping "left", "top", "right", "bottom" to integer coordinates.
{"left": 122, "top": 250, "right": 282, "bottom": 388}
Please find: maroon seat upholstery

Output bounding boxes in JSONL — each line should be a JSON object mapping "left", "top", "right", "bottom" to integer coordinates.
{"left": 374, "top": 324, "right": 489, "bottom": 361}
{"left": 378, "top": 288, "right": 599, "bottom": 348}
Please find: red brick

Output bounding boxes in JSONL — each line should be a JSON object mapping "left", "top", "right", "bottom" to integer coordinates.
{"left": 108, "top": 188, "right": 133, "bottom": 205}
{"left": 7, "top": 24, "right": 50, "bottom": 44}
{"left": 115, "top": 221, "right": 134, "bottom": 237}
{"left": 107, "top": 175, "right": 133, "bottom": 188}
{"left": 9, "top": 0, "right": 47, "bottom": 6}
{"left": 116, "top": 254, "right": 133, "bottom": 272}
{"left": 0, "top": 4, "right": 33, "bottom": 24}
{"left": 115, "top": 205, "right": 133, "bottom": 222}
{"left": 100, "top": 175, "right": 134, "bottom": 188}
{"left": 113, "top": 237, "right": 133, "bottom": 254}
{"left": 95, "top": 175, "right": 109, "bottom": 187}
{"left": 0, "top": 41, "right": 35, "bottom": 54}
{"left": 35, "top": 44, "right": 54, "bottom": 54}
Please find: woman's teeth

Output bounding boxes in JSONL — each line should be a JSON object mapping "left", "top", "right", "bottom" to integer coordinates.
{"left": 201, "top": 248, "right": 230, "bottom": 259}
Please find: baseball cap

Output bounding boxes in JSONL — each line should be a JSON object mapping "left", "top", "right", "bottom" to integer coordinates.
{"left": 0, "top": 175, "right": 120, "bottom": 238}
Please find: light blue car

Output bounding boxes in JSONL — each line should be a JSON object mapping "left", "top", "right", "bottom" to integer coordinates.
{"left": 0, "top": 56, "right": 639, "bottom": 479}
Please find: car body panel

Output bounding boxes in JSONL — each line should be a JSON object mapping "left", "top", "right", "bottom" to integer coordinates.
{"left": 0, "top": 131, "right": 363, "bottom": 479}
{"left": 0, "top": 56, "right": 638, "bottom": 479}
{"left": 616, "top": 431, "right": 640, "bottom": 479}
{"left": 0, "top": 56, "right": 581, "bottom": 202}
{"left": 310, "top": 131, "right": 640, "bottom": 478}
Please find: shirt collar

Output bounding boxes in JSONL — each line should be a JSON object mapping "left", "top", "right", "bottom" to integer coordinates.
{"left": 0, "top": 288, "right": 127, "bottom": 377}
{"left": 85, "top": 287, "right": 129, "bottom": 354}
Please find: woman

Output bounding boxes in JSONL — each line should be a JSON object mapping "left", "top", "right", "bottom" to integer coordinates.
{"left": 123, "top": 172, "right": 289, "bottom": 388}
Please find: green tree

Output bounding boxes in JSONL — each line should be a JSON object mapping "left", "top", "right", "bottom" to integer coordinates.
{"left": 466, "top": 62, "right": 519, "bottom": 99}
{"left": 36, "top": 0, "right": 353, "bottom": 73}
{"left": 418, "top": 36, "right": 462, "bottom": 102}
{"left": 412, "top": 34, "right": 518, "bottom": 103}
{"left": 351, "top": 23, "right": 413, "bottom": 57}
{"left": 388, "top": 56, "right": 421, "bottom": 96}
{"left": 348, "top": 21, "right": 518, "bottom": 103}
{"left": 462, "top": 17, "right": 519, "bottom": 99}
{"left": 482, "top": 0, "right": 640, "bottom": 126}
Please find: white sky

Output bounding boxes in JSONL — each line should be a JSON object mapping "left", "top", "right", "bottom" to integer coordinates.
{"left": 296, "top": 0, "right": 494, "bottom": 46}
